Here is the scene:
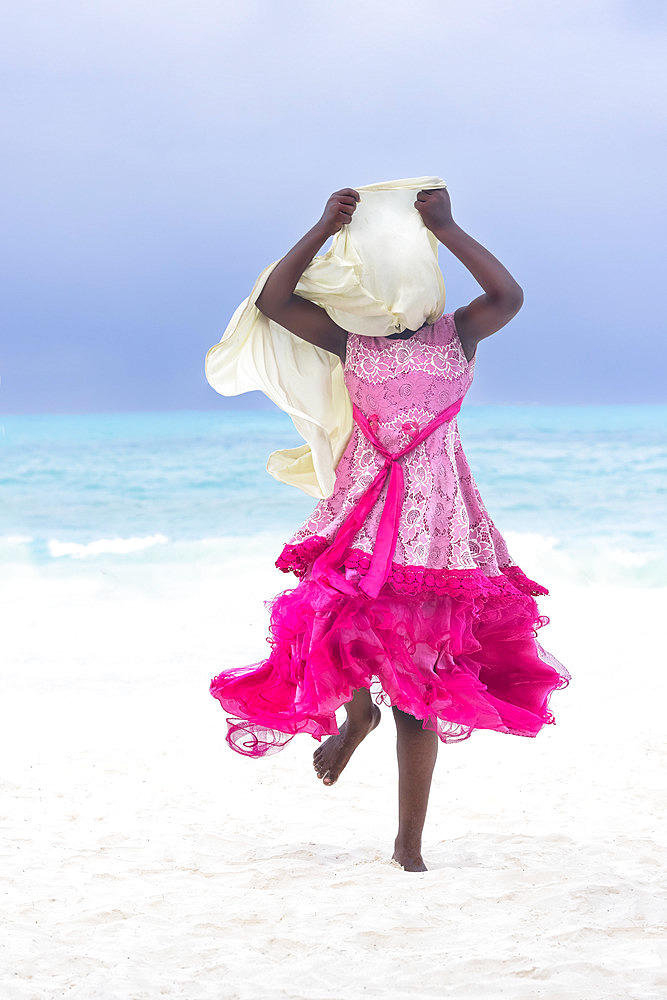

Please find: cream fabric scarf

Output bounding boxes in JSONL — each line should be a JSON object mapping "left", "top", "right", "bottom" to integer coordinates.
{"left": 205, "top": 176, "right": 447, "bottom": 499}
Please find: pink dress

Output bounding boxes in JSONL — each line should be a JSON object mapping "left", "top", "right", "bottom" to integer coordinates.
{"left": 211, "top": 313, "right": 570, "bottom": 755}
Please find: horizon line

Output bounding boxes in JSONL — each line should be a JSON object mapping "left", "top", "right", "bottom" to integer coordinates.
{"left": 1, "top": 401, "right": 666, "bottom": 419}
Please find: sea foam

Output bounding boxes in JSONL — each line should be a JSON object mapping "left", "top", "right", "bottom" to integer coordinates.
{"left": 0, "top": 528, "right": 660, "bottom": 590}
{"left": 47, "top": 534, "right": 168, "bottom": 558}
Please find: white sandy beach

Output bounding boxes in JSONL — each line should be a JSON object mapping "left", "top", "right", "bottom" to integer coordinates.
{"left": 2, "top": 545, "right": 665, "bottom": 1000}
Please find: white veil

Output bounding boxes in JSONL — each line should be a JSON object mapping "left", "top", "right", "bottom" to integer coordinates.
{"left": 205, "top": 176, "right": 447, "bottom": 499}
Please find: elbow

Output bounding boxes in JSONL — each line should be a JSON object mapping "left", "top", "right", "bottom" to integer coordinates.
{"left": 507, "top": 282, "right": 524, "bottom": 312}
{"left": 487, "top": 284, "right": 524, "bottom": 324}
{"left": 255, "top": 287, "right": 291, "bottom": 324}
{"left": 255, "top": 289, "right": 280, "bottom": 323}
{"left": 255, "top": 288, "right": 274, "bottom": 320}
{"left": 500, "top": 283, "right": 523, "bottom": 318}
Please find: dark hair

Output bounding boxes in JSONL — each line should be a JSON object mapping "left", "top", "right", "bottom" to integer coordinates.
{"left": 387, "top": 324, "right": 425, "bottom": 341}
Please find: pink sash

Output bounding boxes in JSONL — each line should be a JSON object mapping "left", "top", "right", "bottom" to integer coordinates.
{"left": 311, "top": 396, "right": 464, "bottom": 599}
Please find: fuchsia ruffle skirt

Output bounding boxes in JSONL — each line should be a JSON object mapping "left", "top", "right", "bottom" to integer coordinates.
{"left": 210, "top": 550, "right": 571, "bottom": 757}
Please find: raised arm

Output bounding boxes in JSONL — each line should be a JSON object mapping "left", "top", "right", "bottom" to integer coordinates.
{"left": 255, "top": 188, "right": 360, "bottom": 364}
{"left": 415, "top": 188, "right": 524, "bottom": 362}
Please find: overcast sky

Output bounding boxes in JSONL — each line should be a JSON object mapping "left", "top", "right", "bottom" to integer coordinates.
{"left": 1, "top": 0, "right": 665, "bottom": 412}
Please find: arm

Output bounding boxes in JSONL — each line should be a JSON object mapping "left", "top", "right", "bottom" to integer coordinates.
{"left": 415, "top": 188, "right": 523, "bottom": 362}
{"left": 255, "top": 188, "right": 360, "bottom": 364}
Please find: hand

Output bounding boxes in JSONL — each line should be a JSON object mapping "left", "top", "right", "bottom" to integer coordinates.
{"left": 316, "top": 188, "right": 360, "bottom": 238}
{"left": 414, "top": 188, "right": 454, "bottom": 233}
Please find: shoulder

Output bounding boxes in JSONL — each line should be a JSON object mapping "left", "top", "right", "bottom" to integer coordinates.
{"left": 429, "top": 312, "right": 458, "bottom": 348}
{"left": 449, "top": 310, "right": 477, "bottom": 365}
{"left": 451, "top": 294, "right": 523, "bottom": 361}
{"left": 426, "top": 312, "right": 476, "bottom": 366}
{"left": 342, "top": 330, "right": 365, "bottom": 368}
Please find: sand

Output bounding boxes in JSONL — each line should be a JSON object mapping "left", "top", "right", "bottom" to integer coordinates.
{"left": 1, "top": 556, "right": 665, "bottom": 999}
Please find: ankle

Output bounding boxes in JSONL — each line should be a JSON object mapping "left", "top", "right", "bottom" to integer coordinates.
{"left": 394, "top": 832, "right": 422, "bottom": 855}
{"left": 345, "top": 701, "right": 378, "bottom": 732}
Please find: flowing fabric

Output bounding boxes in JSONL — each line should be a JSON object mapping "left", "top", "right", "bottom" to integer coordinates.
{"left": 213, "top": 570, "right": 569, "bottom": 757}
{"left": 204, "top": 176, "right": 448, "bottom": 499}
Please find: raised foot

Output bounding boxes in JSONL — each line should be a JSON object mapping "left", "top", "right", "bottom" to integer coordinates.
{"left": 313, "top": 704, "right": 381, "bottom": 786}
{"left": 392, "top": 843, "right": 428, "bottom": 872}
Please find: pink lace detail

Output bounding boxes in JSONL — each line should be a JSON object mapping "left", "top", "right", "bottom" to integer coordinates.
{"left": 276, "top": 536, "right": 329, "bottom": 577}
{"left": 500, "top": 564, "right": 550, "bottom": 597}
{"left": 350, "top": 316, "right": 474, "bottom": 383}
{"left": 276, "top": 536, "right": 549, "bottom": 604}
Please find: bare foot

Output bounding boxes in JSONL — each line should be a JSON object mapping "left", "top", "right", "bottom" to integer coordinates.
{"left": 392, "top": 839, "right": 428, "bottom": 872}
{"left": 313, "top": 704, "right": 381, "bottom": 786}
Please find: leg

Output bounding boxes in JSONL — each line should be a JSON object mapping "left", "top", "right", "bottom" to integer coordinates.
{"left": 392, "top": 706, "right": 438, "bottom": 872}
{"left": 313, "top": 687, "right": 381, "bottom": 786}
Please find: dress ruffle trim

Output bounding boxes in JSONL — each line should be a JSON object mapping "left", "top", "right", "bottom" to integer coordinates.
{"left": 211, "top": 549, "right": 570, "bottom": 758}
{"left": 275, "top": 535, "right": 550, "bottom": 599}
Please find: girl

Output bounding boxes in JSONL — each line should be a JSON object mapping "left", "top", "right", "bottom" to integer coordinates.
{"left": 210, "top": 186, "right": 570, "bottom": 872}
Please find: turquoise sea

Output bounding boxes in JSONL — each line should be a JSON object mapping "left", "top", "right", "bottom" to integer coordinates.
{"left": 1, "top": 405, "right": 665, "bottom": 589}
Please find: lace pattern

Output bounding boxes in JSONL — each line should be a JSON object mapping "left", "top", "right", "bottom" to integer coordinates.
{"left": 284, "top": 313, "right": 517, "bottom": 577}
{"left": 276, "top": 536, "right": 548, "bottom": 601}
{"left": 350, "top": 320, "right": 475, "bottom": 383}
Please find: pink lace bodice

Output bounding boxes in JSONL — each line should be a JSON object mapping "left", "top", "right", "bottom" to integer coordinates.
{"left": 280, "top": 313, "right": 520, "bottom": 582}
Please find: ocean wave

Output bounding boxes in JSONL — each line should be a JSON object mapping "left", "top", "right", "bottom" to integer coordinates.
{"left": 47, "top": 535, "right": 169, "bottom": 558}
{"left": 502, "top": 531, "right": 665, "bottom": 589}
{"left": 0, "top": 530, "right": 663, "bottom": 589}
